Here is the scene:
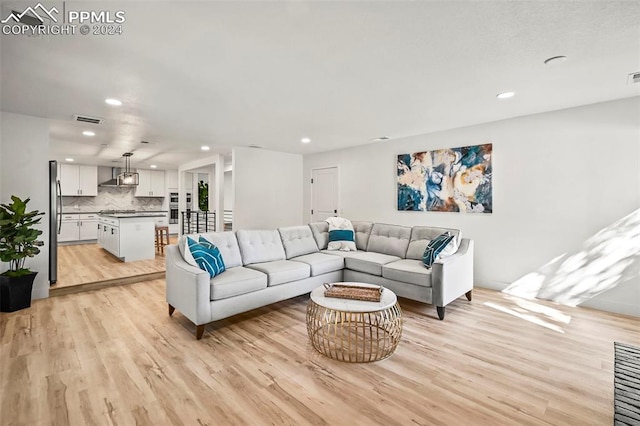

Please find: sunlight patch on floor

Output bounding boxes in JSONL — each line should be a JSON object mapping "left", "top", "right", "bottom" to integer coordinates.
{"left": 484, "top": 301, "right": 566, "bottom": 333}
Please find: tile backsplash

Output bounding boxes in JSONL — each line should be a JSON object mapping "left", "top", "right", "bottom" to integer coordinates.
{"left": 62, "top": 186, "right": 164, "bottom": 212}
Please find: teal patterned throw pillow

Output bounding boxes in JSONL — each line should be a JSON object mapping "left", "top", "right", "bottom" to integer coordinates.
{"left": 422, "top": 232, "right": 455, "bottom": 269}
{"left": 186, "top": 236, "right": 226, "bottom": 278}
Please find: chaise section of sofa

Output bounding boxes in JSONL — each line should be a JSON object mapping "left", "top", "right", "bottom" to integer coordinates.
{"left": 312, "top": 222, "right": 474, "bottom": 320}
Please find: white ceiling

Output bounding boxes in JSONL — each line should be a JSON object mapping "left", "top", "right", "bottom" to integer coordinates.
{"left": 1, "top": 1, "right": 639, "bottom": 170}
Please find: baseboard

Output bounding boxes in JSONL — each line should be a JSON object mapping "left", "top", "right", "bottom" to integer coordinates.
{"left": 473, "top": 279, "right": 509, "bottom": 291}
{"left": 580, "top": 298, "right": 640, "bottom": 318}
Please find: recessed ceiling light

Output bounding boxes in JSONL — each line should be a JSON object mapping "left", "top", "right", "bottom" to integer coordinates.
{"left": 373, "top": 136, "right": 390, "bottom": 142}
{"left": 496, "top": 91, "right": 515, "bottom": 99}
{"left": 150, "top": 164, "right": 157, "bottom": 169}
{"left": 201, "top": 145, "right": 210, "bottom": 151}
{"left": 65, "top": 158, "right": 74, "bottom": 162}
{"left": 82, "top": 130, "right": 95, "bottom": 136}
{"left": 301, "top": 137, "right": 311, "bottom": 144}
{"left": 544, "top": 55, "right": 567, "bottom": 65}
{"left": 105, "top": 98, "right": 122, "bottom": 106}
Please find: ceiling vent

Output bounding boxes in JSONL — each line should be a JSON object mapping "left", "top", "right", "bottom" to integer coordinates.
{"left": 628, "top": 72, "right": 640, "bottom": 85}
{"left": 73, "top": 114, "right": 104, "bottom": 125}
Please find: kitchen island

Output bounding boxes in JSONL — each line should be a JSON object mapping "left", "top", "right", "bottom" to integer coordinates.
{"left": 97, "top": 212, "right": 166, "bottom": 262}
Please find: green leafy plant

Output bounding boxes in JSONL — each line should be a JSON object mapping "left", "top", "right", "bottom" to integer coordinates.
{"left": 0, "top": 196, "right": 44, "bottom": 277}
{"left": 198, "top": 180, "right": 209, "bottom": 211}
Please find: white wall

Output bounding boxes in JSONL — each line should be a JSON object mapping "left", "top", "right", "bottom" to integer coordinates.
{"left": 224, "top": 171, "right": 233, "bottom": 211}
{"left": 1, "top": 112, "right": 51, "bottom": 300}
{"left": 233, "top": 147, "right": 303, "bottom": 229}
{"left": 303, "top": 97, "right": 640, "bottom": 316}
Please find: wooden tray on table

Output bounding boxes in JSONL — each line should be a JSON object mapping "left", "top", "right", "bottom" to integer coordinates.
{"left": 323, "top": 283, "right": 383, "bottom": 302}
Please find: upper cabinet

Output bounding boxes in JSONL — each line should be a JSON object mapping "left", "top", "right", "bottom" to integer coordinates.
{"left": 60, "top": 164, "right": 98, "bottom": 196}
{"left": 166, "top": 170, "right": 178, "bottom": 189}
{"left": 135, "top": 169, "right": 165, "bottom": 197}
{"left": 185, "top": 172, "right": 193, "bottom": 191}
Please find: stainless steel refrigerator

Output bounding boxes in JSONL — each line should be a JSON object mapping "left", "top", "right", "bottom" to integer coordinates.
{"left": 49, "top": 160, "right": 61, "bottom": 284}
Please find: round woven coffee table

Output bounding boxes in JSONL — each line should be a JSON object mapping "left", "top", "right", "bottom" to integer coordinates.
{"left": 306, "top": 282, "right": 403, "bottom": 363}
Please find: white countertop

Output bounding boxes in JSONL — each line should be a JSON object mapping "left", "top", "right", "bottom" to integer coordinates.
{"left": 98, "top": 213, "right": 166, "bottom": 218}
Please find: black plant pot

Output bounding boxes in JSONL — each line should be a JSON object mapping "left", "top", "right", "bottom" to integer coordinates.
{"left": 0, "top": 272, "right": 37, "bottom": 312}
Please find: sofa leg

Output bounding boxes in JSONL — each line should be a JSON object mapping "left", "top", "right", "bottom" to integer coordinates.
{"left": 168, "top": 304, "right": 175, "bottom": 316}
{"left": 436, "top": 306, "right": 445, "bottom": 320}
{"left": 466, "top": 290, "right": 472, "bottom": 301}
{"left": 196, "top": 325, "right": 205, "bottom": 340}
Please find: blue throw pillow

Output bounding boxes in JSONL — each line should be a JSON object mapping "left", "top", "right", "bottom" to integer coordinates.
{"left": 422, "top": 232, "right": 455, "bottom": 269}
{"left": 328, "top": 229, "right": 354, "bottom": 242}
{"left": 186, "top": 236, "right": 226, "bottom": 278}
{"left": 327, "top": 229, "right": 357, "bottom": 251}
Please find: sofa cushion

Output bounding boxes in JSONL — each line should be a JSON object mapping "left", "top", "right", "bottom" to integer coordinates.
{"left": 366, "top": 223, "right": 412, "bottom": 258}
{"left": 278, "top": 225, "right": 319, "bottom": 259}
{"left": 382, "top": 259, "right": 432, "bottom": 288}
{"left": 344, "top": 252, "right": 401, "bottom": 276}
{"left": 326, "top": 217, "right": 357, "bottom": 251}
{"left": 352, "top": 221, "right": 374, "bottom": 250}
{"left": 245, "top": 260, "right": 311, "bottom": 286}
{"left": 328, "top": 229, "right": 356, "bottom": 251}
{"left": 290, "top": 252, "right": 344, "bottom": 276}
{"left": 178, "top": 233, "right": 199, "bottom": 267}
{"left": 186, "top": 236, "right": 226, "bottom": 278}
{"left": 422, "top": 232, "right": 455, "bottom": 268}
{"left": 210, "top": 266, "right": 268, "bottom": 301}
{"left": 406, "top": 226, "right": 462, "bottom": 260}
{"left": 236, "top": 230, "right": 286, "bottom": 265}
{"left": 309, "top": 222, "right": 329, "bottom": 250}
{"left": 200, "top": 231, "right": 243, "bottom": 268}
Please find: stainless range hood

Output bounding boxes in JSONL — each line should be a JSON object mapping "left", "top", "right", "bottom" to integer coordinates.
{"left": 99, "top": 153, "right": 139, "bottom": 187}
{"left": 99, "top": 167, "right": 138, "bottom": 187}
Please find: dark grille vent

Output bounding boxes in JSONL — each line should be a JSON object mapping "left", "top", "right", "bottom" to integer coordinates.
{"left": 73, "top": 115, "right": 104, "bottom": 125}
{"left": 628, "top": 72, "right": 640, "bottom": 85}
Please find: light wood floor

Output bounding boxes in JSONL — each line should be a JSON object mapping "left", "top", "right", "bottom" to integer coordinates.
{"left": 51, "top": 237, "right": 178, "bottom": 295}
{"left": 1, "top": 284, "right": 638, "bottom": 425}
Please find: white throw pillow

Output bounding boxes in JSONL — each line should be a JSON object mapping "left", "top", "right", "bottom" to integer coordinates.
{"left": 438, "top": 238, "right": 458, "bottom": 258}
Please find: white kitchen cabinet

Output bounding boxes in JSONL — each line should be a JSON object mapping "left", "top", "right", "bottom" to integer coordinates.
{"left": 59, "top": 214, "right": 80, "bottom": 242}
{"left": 166, "top": 170, "right": 178, "bottom": 189}
{"left": 98, "top": 214, "right": 158, "bottom": 261}
{"left": 135, "top": 169, "right": 165, "bottom": 197}
{"left": 60, "top": 164, "right": 97, "bottom": 196}
{"left": 58, "top": 213, "right": 99, "bottom": 242}
{"left": 79, "top": 213, "right": 98, "bottom": 240}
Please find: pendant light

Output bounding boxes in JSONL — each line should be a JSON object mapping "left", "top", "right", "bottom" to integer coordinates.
{"left": 117, "top": 152, "right": 139, "bottom": 186}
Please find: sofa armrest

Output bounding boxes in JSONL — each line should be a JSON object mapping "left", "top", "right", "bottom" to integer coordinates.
{"left": 165, "top": 244, "right": 212, "bottom": 325}
{"left": 431, "top": 238, "right": 474, "bottom": 307}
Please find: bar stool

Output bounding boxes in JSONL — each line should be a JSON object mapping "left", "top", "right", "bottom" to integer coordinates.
{"left": 155, "top": 225, "right": 170, "bottom": 254}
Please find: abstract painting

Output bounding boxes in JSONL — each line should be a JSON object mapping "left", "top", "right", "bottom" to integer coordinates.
{"left": 397, "top": 143, "right": 492, "bottom": 213}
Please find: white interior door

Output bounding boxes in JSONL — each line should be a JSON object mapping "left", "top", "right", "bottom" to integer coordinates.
{"left": 311, "top": 167, "right": 339, "bottom": 222}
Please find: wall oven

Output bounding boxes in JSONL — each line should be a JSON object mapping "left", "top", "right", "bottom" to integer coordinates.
{"left": 169, "top": 192, "right": 179, "bottom": 224}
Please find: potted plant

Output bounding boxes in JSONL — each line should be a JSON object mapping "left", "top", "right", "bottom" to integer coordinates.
{"left": 0, "top": 196, "right": 44, "bottom": 312}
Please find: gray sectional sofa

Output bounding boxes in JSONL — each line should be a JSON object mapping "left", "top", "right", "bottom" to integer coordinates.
{"left": 166, "top": 222, "right": 474, "bottom": 339}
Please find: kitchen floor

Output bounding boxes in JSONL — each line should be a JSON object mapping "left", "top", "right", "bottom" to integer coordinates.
{"left": 51, "top": 236, "right": 178, "bottom": 296}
